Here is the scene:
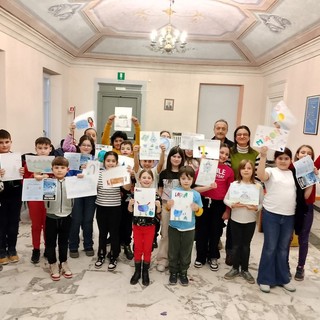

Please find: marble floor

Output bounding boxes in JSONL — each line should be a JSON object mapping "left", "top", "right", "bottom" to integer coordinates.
{"left": 0, "top": 206, "right": 320, "bottom": 320}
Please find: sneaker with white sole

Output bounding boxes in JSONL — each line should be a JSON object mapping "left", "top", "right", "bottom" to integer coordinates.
{"left": 49, "top": 263, "right": 60, "bottom": 281}
{"left": 94, "top": 255, "right": 105, "bottom": 269}
{"left": 108, "top": 259, "right": 117, "bottom": 271}
{"left": 209, "top": 258, "right": 219, "bottom": 271}
{"left": 282, "top": 282, "right": 296, "bottom": 292}
{"left": 194, "top": 261, "right": 203, "bottom": 268}
{"left": 156, "top": 264, "right": 166, "bottom": 272}
{"left": 259, "top": 284, "right": 270, "bottom": 293}
{"left": 60, "top": 262, "right": 73, "bottom": 279}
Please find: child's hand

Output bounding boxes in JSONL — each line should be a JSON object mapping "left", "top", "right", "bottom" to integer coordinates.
{"left": 77, "top": 173, "right": 84, "bottom": 178}
{"left": 133, "top": 145, "right": 140, "bottom": 153}
{"left": 155, "top": 200, "right": 161, "bottom": 210}
{"left": 34, "top": 172, "right": 48, "bottom": 181}
{"left": 246, "top": 204, "right": 258, "bottom": 211}
{"left": 231, "top": 202, "right": 246, "bottom": 208}
{"left": 19, "top": 167, "right": 25, "bottom": 176}
{"left": 260, "top": 146, "right": 268, "bottom": 158}
{"left": 191, "top": 203, "right": 199, "bottom": 212}
{"left": 132, "top": 116, "right": 139, "bottom": 125}
{"left": 222, "top": 210, "right": 230, "bottom": 220}
{"left": 166, "top": 199, "right": 174, "bottom": 210}
{"left": 159, "top": 143, "right": 166, "bottom": 153}
{"left": 210, "top": 182, "right": 217, "bottom": 189}
{"left": 314, "top": 166, "right": 319, "bottom": 175}
{"left": 126, "top": 165, "right": 132, "bottom": 173}
{"left": 80, "top": 163, "right": 87, "bottom": 170}
{"left": 107, "top": 114, "right": 115, "bottom": 124}
{"left": 0, "top": 168, "right": 5, "bottom": 178}
{"left": 69, "top": 122, "right": 76, "bottom": 133}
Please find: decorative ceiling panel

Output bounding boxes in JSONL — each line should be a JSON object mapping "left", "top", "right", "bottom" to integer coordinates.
{"left": 1, "top": 0, "right": 320, "bottom": 67}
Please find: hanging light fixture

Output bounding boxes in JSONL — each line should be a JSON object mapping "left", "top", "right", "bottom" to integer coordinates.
{"left": 150, "top": 0, "right": 187, "bottom": 54}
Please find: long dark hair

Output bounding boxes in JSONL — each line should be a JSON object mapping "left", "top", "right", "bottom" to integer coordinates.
{"left": 166, "top": 146, "right": 185, "bottom": 171}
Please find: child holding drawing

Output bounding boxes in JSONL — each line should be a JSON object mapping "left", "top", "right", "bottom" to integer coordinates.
{"left": 166, "top": 166, "right": 203, "bottom": 286}
{"left": 23, "top": 137, "right": 53, "bottom": 263}
{"left": 223, "top": 159, "right": 263, "bottom": 284}
{"left": 95, "top": 151, "right": 131, "bottom": 271}
{"left": 64, "top": 134, "right": 96, "bottom": 258}
{"left": 156, "top": 146, "right": 185, "bottom": 272}
{"left": 128, "top": 169, "right": 162, "bottom": 286}
{"left": 194, "top": 143, "right": 234, "bottom": 271}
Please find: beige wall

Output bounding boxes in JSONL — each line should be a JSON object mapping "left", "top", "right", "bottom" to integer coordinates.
{"left": 1, "top": 16, "right": 320, "bottom": 159}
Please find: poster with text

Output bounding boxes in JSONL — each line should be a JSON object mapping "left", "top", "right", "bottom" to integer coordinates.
{"left": 253, "top": 125, "right": 289, "bottom": 151}
{"left": 170, "top": 190, "right": 193, "bottom": 222}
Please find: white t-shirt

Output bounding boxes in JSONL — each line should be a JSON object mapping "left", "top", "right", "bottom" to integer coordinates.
{"left": 263, "top": 167, "right": 296, "bottom": 216}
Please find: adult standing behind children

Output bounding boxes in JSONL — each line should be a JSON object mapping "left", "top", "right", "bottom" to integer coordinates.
{"left": 23, "top": 137, "right": 53, "bottom": 263}
{"left": 211, "top": 119, "right": 234, "bottom": 148}
{"left": 101, "top": 114, "right": 140, "bottom": 154}
{"left": 45, "top": 156, "right": 73, "bottom": 281}
{"left": 0, "top": 129, "right": 24, "bottom": 266}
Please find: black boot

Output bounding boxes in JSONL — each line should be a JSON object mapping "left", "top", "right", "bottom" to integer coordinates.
{"left": 142, "top": 262, "right": 150, "bottom": 286}
{"left": 130, "top": 262, "right": 141, "bottom": 285}
{"left": 124, "top": 245, "right": 134, "bottom": 260}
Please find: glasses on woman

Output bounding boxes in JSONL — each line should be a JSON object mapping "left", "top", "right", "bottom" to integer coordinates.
{"left": 236, "top": 133, "right": 249, "bottom": 137}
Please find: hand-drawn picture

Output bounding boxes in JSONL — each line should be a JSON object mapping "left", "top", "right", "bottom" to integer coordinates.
{"left": 43, "top": 178, "right": 57, "bottom": 201}
{"left": 253, "top": 125, "right": 289, "bottom": 151}
{"left": 293, "top": 155, "right": 320, "bottom": 189}
{"left": 228, "top": 183, "right": 260, "bottom": 205}
{"left": 114, "top": 107, "right": 132, "bottom": 131}
{"left": 74, "top": 111, "right": 95, "bottom": 130}
{"left": 170, "top": 190, "right": 193, "bottom": 222}
{"left": 133, "top": 187, "right": 156, "bottom": 217}
{"left": 25, "top": 155, "right": 54, "bottom": 173}
{"left": 102, "top": 166, "right": 130, "bottom": 188}
{"left": 271, "top": 100, "right": 297, "bottom": 130}
{"left": 192, "top": 139, "right": 220, "bottom": 159}
{"left": 140, "top": 131, "right": 161, "bottom": 160}
{"left": 195, "top": 159, "right": 218, "bottom": 186}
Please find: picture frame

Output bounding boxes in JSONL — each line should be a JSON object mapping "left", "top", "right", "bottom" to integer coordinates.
{"left": 164, "top": 98, "right": 174, "bottom": 111}
{"left": 303, "top": 95, "right": 320, "bottom": 135}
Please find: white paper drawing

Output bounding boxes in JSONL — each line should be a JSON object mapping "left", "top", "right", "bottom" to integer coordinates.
{"left": 139, "top": 131, "right": 161, "bottom": 160}
{"left": 170, "top": 190, "right": 193, "bottom": 222}
{"left": 133, "top": 187, "right": 156, "bottom": 217}
{"left": 180, "top": 133, "right": 205, "bottom": 150}
{"left": 65, "top": 175, "right": 98, "bottom": 199}
{"left": 22, "top": 179, "right": 44, "bottom": 201}
{"left": 25, "top": 155, "right": 55, "bottom": 173}
{"left": 228, "top": 183, "right": 260, "bottom": 205}
{"left": 74, "top": 111, "right": 95, "bottom": 130}
{"left": 193, "top": 140, "right": 220, "bottom": 159}
{"left": 118, "top": 155, "right": 134, "bottom": 168}
{"left": 195, "top": 159, "right": 219, "bottom": 186}
{"left": 253, "top": 125, "right": 289, "bottom": 151}
{"left": 64, "top": 153, "right": 81, "bottom": 170}
{"left": 0, "top": 152, "right": 22, "bottom": 181}
{"left": 102, "top": 166, "right": 131, "bottom": 188}
{"left": 293, "top": 155, "right": 320, "bottom": 189}
{"left": 272, "top": 101, "right": 297, "bottom": 130}
{"left": 114, "top": 107, "right": 132, "bottom": 131}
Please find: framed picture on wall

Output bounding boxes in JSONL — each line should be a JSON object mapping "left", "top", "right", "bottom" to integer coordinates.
{"left": 303, "top": 95, "right": 320, "bottom": 135}
{"left": 164, "top": 99, "right": 174, "bottom": 111}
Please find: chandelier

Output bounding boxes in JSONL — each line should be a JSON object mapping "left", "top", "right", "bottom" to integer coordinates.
{"left": 150, "top": 0, "right": 187, "bottom": 54}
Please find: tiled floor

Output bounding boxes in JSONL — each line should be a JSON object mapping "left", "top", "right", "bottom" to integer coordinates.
{"left": 0, "top": 206, "right": 320, "bottom": 320}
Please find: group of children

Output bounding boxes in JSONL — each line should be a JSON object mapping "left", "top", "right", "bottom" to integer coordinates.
{"left": 0, "top": 122, "right": 318, "bottom": 292}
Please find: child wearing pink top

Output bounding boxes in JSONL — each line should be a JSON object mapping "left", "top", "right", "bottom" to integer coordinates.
{"left": 194, "top": 143, "right": 234, "bottom": 271}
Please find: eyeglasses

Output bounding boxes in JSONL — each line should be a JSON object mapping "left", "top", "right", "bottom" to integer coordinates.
{"left": 81, "top": 144, "right": 92, "bottom": 148}
{"left": 236, "top": 133, "right": 249, "bottom": 137}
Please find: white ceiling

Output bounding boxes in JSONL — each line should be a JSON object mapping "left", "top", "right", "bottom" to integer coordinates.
{"left": 2, "top": 0, "right": 320, "bottom": 67}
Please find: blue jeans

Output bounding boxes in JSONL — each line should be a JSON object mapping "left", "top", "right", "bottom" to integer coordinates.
{"left": 257, "top": 208, "right": 294, "bottom": 286}
{"left": 69, "top": 196, "right": 96, "bottom": 251}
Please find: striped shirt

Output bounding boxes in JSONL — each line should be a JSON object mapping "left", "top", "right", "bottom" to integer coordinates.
{"left": 95, "top": 170, "right": 121, "bottom": 207}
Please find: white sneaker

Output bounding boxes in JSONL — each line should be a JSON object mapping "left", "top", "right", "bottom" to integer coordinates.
{"left": 60, "top": 262, "right": 73, "bottom": 279}
{"left": 283, "top": 282, "right": 296, "bottom": 292}
{"left": 49, "top": 263, "right": 60, "bottom": 281}
{"left": 259, "top": 284, "right": 270, "bottom": 293}
{"left": 209, "top": 259, "right": 219, "bottom": 271}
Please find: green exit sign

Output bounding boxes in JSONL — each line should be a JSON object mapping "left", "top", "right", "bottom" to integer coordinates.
{"left": 117, "top": 72, "right": 125, "bottom": 81}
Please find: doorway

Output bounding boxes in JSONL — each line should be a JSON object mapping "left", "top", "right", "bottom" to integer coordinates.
{"left": 97, "top": 83, "right": 142, "bottom": 141}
